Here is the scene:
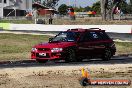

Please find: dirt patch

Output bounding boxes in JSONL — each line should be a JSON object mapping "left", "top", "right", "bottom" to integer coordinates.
{"left": 0, "top": 64, "right": 132, "bottom": 88}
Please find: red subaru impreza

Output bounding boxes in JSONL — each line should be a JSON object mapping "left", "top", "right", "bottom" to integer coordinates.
{"left": 31, "top": 28, "right": 116, "bottom": 63}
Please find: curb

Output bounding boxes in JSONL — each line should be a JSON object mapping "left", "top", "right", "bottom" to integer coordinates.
{"left": 113, "top": 54, "right": 132, "bottom": 58}
{"left": 0, "top": 60, "right": 36, "bottom": 65}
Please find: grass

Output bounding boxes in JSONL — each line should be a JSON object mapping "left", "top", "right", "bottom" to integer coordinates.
{"left": 0, "top": 33, "right": 132, "bottom": 61}
{"left": 1, "top": 18, "right": 132, "bottom": 25}
{"left": 54, "top": 18, "right": 132, "bottom": 25}
{"left": 115, "top": 42, "right": 132, "bottom": 55}
{"left": 0, "top": 33, "right": 50, "bottom": 61}
{"left": 0, "top": 19, "right": 34, "bottom": 24}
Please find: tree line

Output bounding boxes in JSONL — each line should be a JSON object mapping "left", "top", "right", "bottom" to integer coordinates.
{"left": 58, "top": 0, "right": 132, "bottom": 15}
{"left": 100, "top": 0, "right": 132, "bottom": 20}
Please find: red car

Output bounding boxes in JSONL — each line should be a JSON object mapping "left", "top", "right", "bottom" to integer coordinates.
{"left": 31, "top": 28, "right": 116, "bottom": 63}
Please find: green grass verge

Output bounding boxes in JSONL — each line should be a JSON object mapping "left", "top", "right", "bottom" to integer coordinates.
{"left": 0, "top": 23, "right": 10, "bottom": 30}
{"left": 0, "top": 33, "right": 132, "bottom": 61}
{"left": 1, "top": 18, "right": 132, "bottom": 24}
{"left": 115, "top": 42, "right": 132, "bottom": 55}
{"left": 0, "top": 20, "right": 34, "bottom": 24}
{"left": 0, "top": 33, "right": 50, "bottom": 61}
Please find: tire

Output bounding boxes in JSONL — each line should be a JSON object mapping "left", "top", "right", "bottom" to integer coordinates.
{"left": 79, "top": 77, "right": 89, "bottom": 86}
{"left": 36, "top": 59, "right": 48, "bottom": 63}
{"left": 65, "top": 49, "right": 76, "bottom": 62}
{"left": 102, "top": 48, "right": 112, "bottom": 61}
{"left": 76, "top": 56, "right": 83, "bottom": 62}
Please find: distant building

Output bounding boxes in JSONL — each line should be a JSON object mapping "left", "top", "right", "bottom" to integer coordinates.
{"left": 0, "top": 0, "right": 32, "bottom": 18}
{"left": 33, "top": 3, "right": 57, "bottom": 16}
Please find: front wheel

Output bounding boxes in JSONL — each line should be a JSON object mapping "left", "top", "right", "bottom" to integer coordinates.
{"left": 102, "top": 48, "right": 112, "bottom": 61}
{"left": 65, "top": 49, "right": 76, "bottom": 62}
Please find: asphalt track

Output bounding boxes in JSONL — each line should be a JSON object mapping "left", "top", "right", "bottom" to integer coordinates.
{"left": 0, "top": 56, "right": 132, "bottom": 68}
{"left": 0, "top": 31, "right": 131, "bottom": 69}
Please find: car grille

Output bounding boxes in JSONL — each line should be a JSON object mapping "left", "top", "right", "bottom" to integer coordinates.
{"left": 36, "top": 53, "right": 50, "bottom": 58}
{"left": 38, "top": 48, "right": 50, "bottom": 51}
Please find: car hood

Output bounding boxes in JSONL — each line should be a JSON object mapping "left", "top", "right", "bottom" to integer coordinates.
{"left": 34, "top": 42, "right": 76, "bottom": 48}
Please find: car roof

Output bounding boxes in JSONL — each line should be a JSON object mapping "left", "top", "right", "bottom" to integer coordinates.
{"left": 67, "top": 28, "right": 105, "bottom": 32}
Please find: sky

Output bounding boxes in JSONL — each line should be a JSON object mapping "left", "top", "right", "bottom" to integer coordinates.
{"left": 57, "top": 0, "right": 130, "bottom": 8}
{"left": 57, "top": 0, "right": 99, "bottom": 8}
{"left": 40, "top": 0, "right": 130, "bottom": 9}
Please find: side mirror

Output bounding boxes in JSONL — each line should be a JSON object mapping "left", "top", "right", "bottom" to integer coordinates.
{"left": 49, "top": 38, "right": 53, "bottom": 42}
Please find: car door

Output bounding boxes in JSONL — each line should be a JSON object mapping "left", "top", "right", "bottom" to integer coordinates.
{"left": 77, "top": 32, "right": 95, "bottom": 56}
{"left": 89, "top": 32, "right": 106, "bottom": 56}
{"left": 77, "top": 31, "right": 106, "bottom": 57}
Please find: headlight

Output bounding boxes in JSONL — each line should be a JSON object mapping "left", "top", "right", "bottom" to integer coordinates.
{"left": 51, "top": 48, "right": 63, "bottom": 52}
{"left": 31, "top": 48, "right": 37, "bottom": 52}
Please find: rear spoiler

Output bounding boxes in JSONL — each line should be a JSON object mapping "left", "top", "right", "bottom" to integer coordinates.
{"left": 67, "top": 28, "right": 105, "bottom": 32}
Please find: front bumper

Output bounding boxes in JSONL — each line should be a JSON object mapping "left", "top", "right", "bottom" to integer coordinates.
{"left": 31, "top": 51, "right": 64, "bottom": 60}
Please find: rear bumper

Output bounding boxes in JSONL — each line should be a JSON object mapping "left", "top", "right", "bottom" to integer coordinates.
{"left": 31, "top": 52, "right": 65, "bottom": 60}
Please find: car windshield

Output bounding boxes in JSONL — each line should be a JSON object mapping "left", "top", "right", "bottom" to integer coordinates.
{"left": 51, "top": 31, "right": 79, "bottom": 42}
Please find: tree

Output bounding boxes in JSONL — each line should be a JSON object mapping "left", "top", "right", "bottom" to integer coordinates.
{"left": 100, "top": 0, "right": 106, "bottom": 20}
{"left": 74, "top": 6, "right": 85, "bottom": 12}
{"left": 118, "top": 0, "right": 131, "bottom": 14}
{"left": 127, "top": 5, "right": 132, "bottom": 14}
{"left": 58, "top": 4, "right": 68, "bottom": 15}
{"left": 42, "top": 0, "right": 59, "bottom": 9}
{"left": 33, "top": 0, "right": 41, "bottom": 2}
{"left": 92, "top": 1, "right": 101, "bottom": 14}
{"left": 33, "top": 0, "right": 59, "bottom": 9}
{"left": 100, "top": 0, "right": 124, "bottom": 20}
{"left": 130, "top": 0, "right": 132, "bottom": 5}
{"left": 84, "top": 6, "right": 92, "bottom": 12}
{"left": 128, "top": 2, "right": 132, "bottom": 14}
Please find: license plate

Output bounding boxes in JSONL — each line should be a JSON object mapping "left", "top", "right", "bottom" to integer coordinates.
{"left": 39, "top": 53, "right": 46, "bottom": 56}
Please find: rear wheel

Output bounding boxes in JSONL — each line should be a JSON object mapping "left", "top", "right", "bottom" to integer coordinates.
{"left": 36, "top": 59, "right": 48, "bottom": 63}
{"left": 76, "top": 56, "right": 83, "bottom": 62}
{"left": 102, "top": 48, "right": 112, "bottom": 61}
{"left": 65, "top": 49, "right": 76, "bottom": 62}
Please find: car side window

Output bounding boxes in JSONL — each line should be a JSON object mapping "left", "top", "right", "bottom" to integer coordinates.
{"left": 98, "top": 32, "right": 110, "bottom": 40}
{"left": 80, "top": 32, "right": 93, "bottom": 42}
{"left": 80, "top": 31, "right": 106, "bottom": 42}
{"left": 90, "top": 32, "right": 98, "bottom": 39}
{"left": 89, "top": 32, "right": 102, "bottom": 41}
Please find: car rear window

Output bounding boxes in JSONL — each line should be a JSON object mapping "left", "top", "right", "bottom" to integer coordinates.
{"left": 98, "top": 32, "right": 110, "bottom": 40}
{"left": 82, "top": 31, "right": 110, "bottom": 42}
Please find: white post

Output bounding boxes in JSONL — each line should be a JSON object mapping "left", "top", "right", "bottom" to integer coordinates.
{"left": 119, "top": 10, "right": 121, "bottom": 21}
{"left": 0, "top": 7, "right": 3, "bottom": 18}
{"left": 34, "top": 9, "right": 37, "bottom": 24}
{"left": 15, "top": 8, "right": 16, "bottom": 18}
{"left": 0, "top": 0, "right": 4, "bottom": 18}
